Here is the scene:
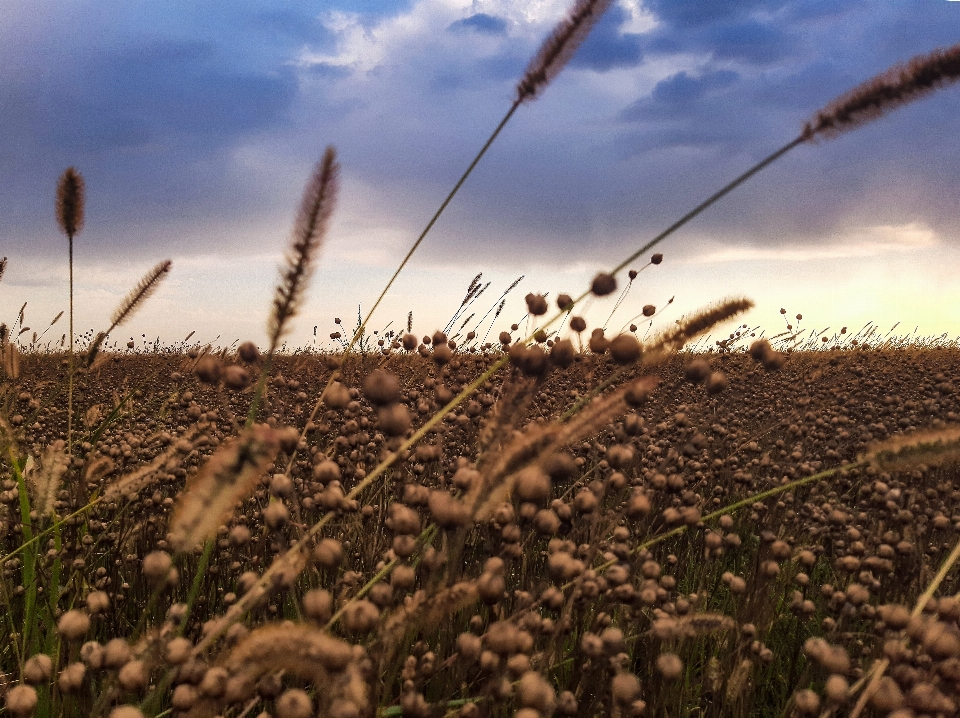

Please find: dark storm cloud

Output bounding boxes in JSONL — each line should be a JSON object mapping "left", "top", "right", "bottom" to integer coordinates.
{"left": 448, "top": 13, "right": 509, "bottom": 35}
{"left": 569, "top": 5, "right": 643, "bottom": 71}
{"left": 3, "top": 0, "right": 959, "bottom": 273}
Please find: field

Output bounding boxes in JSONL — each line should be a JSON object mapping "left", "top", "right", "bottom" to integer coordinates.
{"left": 4, "top": 340, "right": 960, "bottom": 718}
{"left": 3, "top": 4, "right": 960, "bottom": 716}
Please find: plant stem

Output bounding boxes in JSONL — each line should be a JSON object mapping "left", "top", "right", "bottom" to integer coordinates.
{"left": 68, "top": 233, "right": 74, "bottom": 456}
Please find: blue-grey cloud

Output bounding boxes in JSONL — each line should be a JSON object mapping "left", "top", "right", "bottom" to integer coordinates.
{"left": 570, "top": 5, "right": 642, "bottom": 70}
{"left": 448, "top": 13, "right": 508, "bottom": 35}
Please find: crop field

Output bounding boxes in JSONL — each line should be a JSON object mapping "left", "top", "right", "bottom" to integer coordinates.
{"left": 3, "top": 2, "right": 960, "bottom": 717}
{"left": 4, "top": 339, "right": 960, "bottom": 718}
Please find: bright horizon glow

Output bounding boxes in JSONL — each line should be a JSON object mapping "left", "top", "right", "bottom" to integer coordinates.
{"left": 1, "top": 0, "right": 959, "bottom": 351}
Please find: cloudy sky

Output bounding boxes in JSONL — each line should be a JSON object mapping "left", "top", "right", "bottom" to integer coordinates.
{"left": 1, "top": 0, "right": 959, "bottom": 351}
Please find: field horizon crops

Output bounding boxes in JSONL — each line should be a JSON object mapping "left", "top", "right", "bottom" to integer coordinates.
{"left": 4, "top": 342, "right": 960, "bottom": 718}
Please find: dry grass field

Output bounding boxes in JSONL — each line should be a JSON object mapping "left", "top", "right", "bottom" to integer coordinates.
{"left": 3, "top": 2, "right": 960, "bottom": 715}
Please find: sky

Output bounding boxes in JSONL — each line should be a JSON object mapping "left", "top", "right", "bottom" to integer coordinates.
{"left": 1, "top": 0, "right": 959, "bottom": 351}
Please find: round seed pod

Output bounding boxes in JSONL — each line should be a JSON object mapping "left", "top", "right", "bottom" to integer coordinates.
{"left": 277, "top": 689, "right": 313, "bottom": 718}
{"left": 609, "top": 334, "right": 641, "bottom": 364}
{"left": 109, "top": 708, "right": 144, "bottom": 718}
{"left": 433, "top": 344, "right": 453, "bottom": 365}
{"left": 378, "top": 404, "right": 411, "bottom": 437}
{"left": 591, "top": 273, "right": 617, "bottom": 297}
{"left": 794, "top": 689, "right": 820, "bottom": 714}
{"left": 611, "top": 673, "right": 641, "bottom": 704}
{"left": 642, "top": 304, "right": 656, "bottom": 317}
{"left": 569, "top": 316, "right": 587, "bottom": 333}
{"left": 557, "top": 294, "right": 573, "bottom": 310}
{"left": 705, "top": 371, "right": 727, "bottom": 395}
{"left": 303, "top": 589, "right": 334, "bottom": 623}
{"left": 402, "top": 333, "right": 418, "bottom": 351}
{"left": 656, "top": 653, "right": 684, "bottom": 681}
{"left": 314, "top": 538, "right": 343, "bottom": 568}
{"left": 223, "top": 365, "right": 249, "bottom": 390}
{"left": 517, "top": 671, "right": 556, "bottom": 715}
{"left": 313, "top": 459, "right": 341, "bottom": 485}
{"left": 343, "top": 600, "right": 380, "bottom": 634}
{"left": 549, "top": 339, "right": 575, "bottom": 368}
{"left": 323, "top": 382, "right": 351, "bottom": 409}
{"left": 171, "top": 684, "right": 198, "bottom": 712}
{"left": 85, "top": 590, "right": 109, "bottom": 614}
{"left": 57, "top": 610, "right": 90, "bottom": 641}
{"left": 515, "top": 467, "right": 551, "bottom": 504}
{"left": 651, "top": 253, "right": 663, "bottom": 264}
{"left": 118, "top": 660, "right": 149, "bottom": 692}
{"left": 429, "top": 491, "right": 472, "bottom": 528}
{"left": 143, "top": 551, "right": 174, "bottom": 585}
{"left": 58, "top": 663, "right": 87, "bottom": 694}
{"left": 5, "top": 686, "right": 38, "bottom": 717}
{"left": 238, "top": 341, "right": 260, "bottom": 363}
{"left": 23, "top": 655, "right": 52, "bottom": 684}
{"left": 194, "top": 355, "right": 221, "bottom": 385}
{"left": 589, "top": 329, "right": 608, "bottom": 355}
{"left": 364, "top": 369, "right": 400, "bottom": 406}
{"left": 684, "top": 359, "right": 711, "bottom": 383}
{"left": 525, "top": 293, "right": 549, "bottom": 316}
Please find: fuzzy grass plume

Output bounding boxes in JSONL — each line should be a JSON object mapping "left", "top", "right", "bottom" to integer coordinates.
{"left": 804, "top": 42, "right": 960, "bottom": 141}
{"left": 169, "top": 424, "right": 280, "bottom": 550}
{"left": 268, "top": 147, "right": 339, "bottom": 354}
{"left": 86, "top": 260, "right": 172, "bottom": 366}
{"left": 516, "top": 0, "right": 614, "bottom": 102}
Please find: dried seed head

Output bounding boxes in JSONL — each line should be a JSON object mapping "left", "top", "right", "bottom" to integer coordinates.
{"left": 343, "top": 600, "right": 380, "bottom": 633}
{"left": 57, "top": 610, "right": 90, "bottom": 641}
{"left": 684, "top": 359, "right": 711, "bottom": 383}
{"left": 609, "top": 334, "right": 641, "bottom": 364}
{"left": 611, "top": 673, "right": 641, "bottom": 704}
{"left": 429, "top": 490, "right": 472, "bottom": 528}
{"left": 517, "top": 671, "right": 556, "bottom": 714}
{"left": 557, "top": 293, "right": 574, "bottom": 310}
{"left": 87, "top": 591, "right": 110, "bottom": 614}
{"left": 56, "top": 167, "right": 85, "bottom": 238}
{"left": 5, "top": 685, "right": 38, "bottom": 716}
{"left": 23, "top": 654, "right": 53, "bottom": 684}
{"left": 516, "top": 0, "right": 614, "bottom": 102}
{"left": 591, "top": 272, "right": 617, "bottom": 297}
{"left": 589, "top": 328, "right": 608, "bottom": 355}
{"left": 277, "top": 689, "right": 314, "bottom": 718}
{"left": 314, "top": 538, "right": 344, "bottom": 568}
{"left": 651, "top": 253, "right": 663, "bottom": 265}
{"left": 642, "top": 304, "right": 656, "bottom": 317}
{"left": 194, "top": 355, "right": 222, "bottom": 385}
{"left": 378, "top": 403, "right": 412, "bottom": 437}
{"left": 525, "top": 293, "right": 549, "bottom": 316}
{"left": 793, "top": 689, "right": 821, "bottom": 715}
{"left": 143, "top": 551, "right": 174, "bottom": 585}
{"left": 238, "top": 341, "right": 260, "bottom": 363}
{"left": 804, "top": 43, "right": 960, "bottom": 141}
{"left": 705, "top": 371, "right": 727, "bottom": 395}
{"left": 58, "top": 663, "right": 87, "bottom": 694}
{"left": 223, "top": 365, "right": 249, "bottom": 389}
{"left": 364, "top": 369, "right": 400, "bottom": 406}
{"left": 656, "top": 653, "right": 684, "bottom": 681}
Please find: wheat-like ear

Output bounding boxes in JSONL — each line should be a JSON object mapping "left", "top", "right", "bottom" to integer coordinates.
{"left": 646, "top": 297, "right": 754, "bottom": 355}
{"left": 803, "top": 43, "right": 960, "bottom": 141}
{"left": 516, "top": 0, "right": 614, "bottom": 103}
{"left": 56, "top": 168, "right": 85, "bottom": 238}
{"left": 85, "top": 260, "right": 172, "bottom": 366}
{"left": 268, "top": 146, "right": 339, "bottom": 353}
{"left": 110, "top": 260, "right": 172, "bottom": 328}
{"left": 0, "top": 257, "right": 6, "bottom": 285}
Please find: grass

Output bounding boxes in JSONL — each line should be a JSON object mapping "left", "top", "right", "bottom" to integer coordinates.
{"left": 2, "top": 5, "right": 960, "bottom": 718}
